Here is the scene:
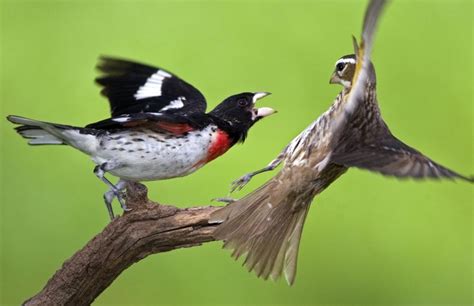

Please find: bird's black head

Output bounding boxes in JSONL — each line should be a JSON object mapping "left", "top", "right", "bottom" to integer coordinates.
{"left": 209, "top": 92, "right": 275, "bottom": 143}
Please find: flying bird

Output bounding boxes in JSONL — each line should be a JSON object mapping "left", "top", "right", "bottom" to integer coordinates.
{"left": 210, "top": 0, "right": 472, "bottom": 285}
{"left": 7, "top": 57, "right": 275, "bottom": 220}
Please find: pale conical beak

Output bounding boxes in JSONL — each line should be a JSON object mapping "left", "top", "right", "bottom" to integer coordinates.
{"left": 252, "top": 92, "right": 276, "bottom": 119}
{"left": 256, "top": 107, "right": 276, "bottom": 118}
{"left": 252, "top": 92, "right": 272, "bottom": 104}
{"left": 329, "top": 72, "right": 339, "bottom": 84}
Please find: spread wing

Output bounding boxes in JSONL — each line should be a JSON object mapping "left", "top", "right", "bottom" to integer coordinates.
{"left": 332, "top": 118, "right": 473, "bottom": 182}
{"left": 85, "top": 113, "right": 208, "bottom": 135}
{"left": 329, "top": 0, "right": 472, "bottom": 182}
{"left": 96, "top": 57, "right": 207, "bottom": 117}
{"left": 342, "top": 0, "right": 387, "bottom": 113}
{"left": 326, "top": 0, "right": 388, "bottom": 148}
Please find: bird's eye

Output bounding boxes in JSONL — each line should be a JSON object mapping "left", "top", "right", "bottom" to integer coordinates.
{"left": 336, "top": 62, "right": 345, "bottom": 72}
{"left": 238, "top": 98, "right": 248, "bottom": 107}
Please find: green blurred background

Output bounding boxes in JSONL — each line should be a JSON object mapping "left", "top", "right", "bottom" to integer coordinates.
{"left": 1, "top": 0, "right": 472, "bottom": 305}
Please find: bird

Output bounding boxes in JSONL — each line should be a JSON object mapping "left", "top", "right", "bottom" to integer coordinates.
{"left": 7, "top": 57, "right": 276, "bottom": 220}
{"left": 209, "top": 0, "right": 472, "bottom": 285}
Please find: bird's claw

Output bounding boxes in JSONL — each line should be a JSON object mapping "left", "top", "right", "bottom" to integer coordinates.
{"left": 230, "top": 174, "right": 253, "bottom": 193}
{"left": 115, "top": 189, "right": 131, "bottom": 212}
{"left": 212, "top": 197, "right": 238, "bottom": 204}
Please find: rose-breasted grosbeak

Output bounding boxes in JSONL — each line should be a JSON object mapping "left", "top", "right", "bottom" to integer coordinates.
{"left": 7, "top": 57, "right": 275, "bottom": 220}
{"left": 210, "top": 0, "right": 472, "bottom": 285}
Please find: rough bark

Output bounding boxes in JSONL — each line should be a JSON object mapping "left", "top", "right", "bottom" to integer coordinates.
{"left": 24, "top": 182, "right": 221, "bottom": 306}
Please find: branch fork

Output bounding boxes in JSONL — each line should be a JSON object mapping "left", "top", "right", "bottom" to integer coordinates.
{"left": 24, "top": 182, "right": 221, "bottom": 306}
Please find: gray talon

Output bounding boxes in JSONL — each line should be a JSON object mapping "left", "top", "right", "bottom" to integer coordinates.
{"left": 230, "top": 174, "right": 252, "bottom": 193}
{"left": 115, "top": 191, "right": 130, "bottom": 211}
{"left": 212, "top": 197, "right": 237, "bottom": 204}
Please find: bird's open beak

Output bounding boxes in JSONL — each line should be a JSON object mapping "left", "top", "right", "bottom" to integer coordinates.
{"left": 252, "top": 92, "right": 271, "bottom": 104}
{"left": 329, "top": 72, "right": 339, "bottom": 84}
{"left": 252, "top": 92, "right": 276, "bottom": 119}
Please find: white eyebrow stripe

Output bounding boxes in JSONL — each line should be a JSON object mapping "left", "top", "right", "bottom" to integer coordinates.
{"left": 134, "top": 70, "right": 172, "bottom": 100}
{"left": 335, "top": 58, "right": 356, "bottom": 65}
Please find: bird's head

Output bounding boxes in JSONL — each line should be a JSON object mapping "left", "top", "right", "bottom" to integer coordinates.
{"left": 329, "top": 54, "right": 357, "bottom": 89}
{"left": 209, "top": 92, "right": 275, "bottom": 142}
{"left": 329, "top": 54, "right": 377, "bottom": 90}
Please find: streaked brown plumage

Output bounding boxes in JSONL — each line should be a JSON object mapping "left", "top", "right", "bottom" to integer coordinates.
{"left": 209, "top": 0, "right": 472, "bottom": 285}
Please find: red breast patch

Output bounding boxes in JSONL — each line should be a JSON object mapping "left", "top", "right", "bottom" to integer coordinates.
{"left": 206, "top": 129, "right": 232, "bottom": 163}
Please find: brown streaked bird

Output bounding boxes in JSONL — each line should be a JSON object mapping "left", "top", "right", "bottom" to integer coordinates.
{"left": 209, "top": 0, "right": 472, "bottom": 285}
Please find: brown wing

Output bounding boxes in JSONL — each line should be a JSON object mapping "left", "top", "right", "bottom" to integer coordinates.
{"left": 329, "top": 0, "right": 471, "bottom": 183}
{"left": 332, "top": 133, "right": 472, "bottom": 182}
{"left": 326, "top": 0, "right": 388, "bottom": 150}
{"left": 331, "top": 101, "right": 473, "bottom": 183}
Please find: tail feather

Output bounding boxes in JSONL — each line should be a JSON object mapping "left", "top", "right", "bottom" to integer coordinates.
{"left": 7, "top": 115, "right": 70, "bottom": 145}
{"left": 7, "top": 115, "right": 99, "bottom": 154}
{"left": 15, "top": 125, "right": 64, "bottom": 145}
{"left": 210, "top": 178, "right": 312, "bottom": 285}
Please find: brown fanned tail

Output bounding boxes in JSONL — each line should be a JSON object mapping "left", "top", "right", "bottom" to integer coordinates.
{"left": 210, "top": 177, "right": 312, "bottom": 285}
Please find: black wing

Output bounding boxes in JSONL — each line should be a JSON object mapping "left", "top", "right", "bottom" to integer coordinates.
{"left": 85, "top": 112, "right": 211, "bottom": 135}
{"left": 96, "top": 57, "right": 207, "bottom": 117}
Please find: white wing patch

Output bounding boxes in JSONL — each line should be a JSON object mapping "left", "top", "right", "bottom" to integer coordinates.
{"left": 134, "top": 70, "right": 172, "bottom": 100}
{"left": 161, "top": 96, "right": 185, "bottom": 111}
{"left": 112, "top": 115, "right": 130, "bottom": 123}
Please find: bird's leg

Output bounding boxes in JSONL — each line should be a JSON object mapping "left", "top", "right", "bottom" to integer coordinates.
{"left": 94, "top": 163, "right": 130, "bottom": 220}
{"left": 230, "top": 149, "right": 286, "bottom": 193}
{"left": 102, "top": 192, "right": 115, "bottom": 220}
{"left": 230, "top": 165, "right": 276, "bottom": 193}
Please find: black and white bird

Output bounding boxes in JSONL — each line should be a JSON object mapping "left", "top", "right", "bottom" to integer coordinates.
{"left": 7, "top": 57, "right": 275, "bottom": 220}
{"left": 210, "top": 0, "right": 472, "bottom": 285}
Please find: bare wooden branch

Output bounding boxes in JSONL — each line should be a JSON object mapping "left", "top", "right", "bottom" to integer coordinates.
{"left": 24, "top": 182, "right": 221, "bottom": 306}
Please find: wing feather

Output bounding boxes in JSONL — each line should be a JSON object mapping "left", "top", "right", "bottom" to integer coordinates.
{"left": 85, "top": 113, "right": 206, "bottom": 136}
{"left": 327, "top": 0, "right": 388, "bottom": 148}
{"left": 96, "top": 57, "right": 207, "bottom": 117}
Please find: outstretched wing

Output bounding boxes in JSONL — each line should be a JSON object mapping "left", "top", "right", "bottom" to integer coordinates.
{"left": 96, "top": 57, "right": 207, "bottom": 117}
{"left": 85, "top": 112, "right": 208, "bottom": 135}
{"left": 326, "top": 0, "right": 388, "bottom": 147}
{"left": 332, "top": 119, "right": 473, "bottom": 182}
{"left": 348, "top": 0, "right": 387, "bottom": 100}
{"left": 330, "top": 0, "right": 472, "bottom": 182}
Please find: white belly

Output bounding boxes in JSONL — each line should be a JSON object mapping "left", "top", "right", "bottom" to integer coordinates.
{"left": 91, "top": 127, "right": 216, "bottom": 181}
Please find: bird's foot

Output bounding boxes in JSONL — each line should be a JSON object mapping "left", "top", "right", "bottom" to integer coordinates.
{"left": 103, "top": 181, "right": 131, "bottom": 221}
{"left": 230, "top": 174, "right": 253, "bottom": 193}
{"left": 116, "top": 189, "right": 131, "bottom": 212}
{"left": 212, "top": 197, "right": 238, "bottom": 204}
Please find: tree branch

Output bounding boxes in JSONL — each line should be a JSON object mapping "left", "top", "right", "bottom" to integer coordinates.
{"left": 24, "top": 182, "right": 221, "bottom": 306}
